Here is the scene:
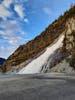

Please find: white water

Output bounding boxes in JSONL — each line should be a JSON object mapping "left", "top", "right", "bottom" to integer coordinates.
{"left": 18, "top": 35, "right": 64, "bottom": 74}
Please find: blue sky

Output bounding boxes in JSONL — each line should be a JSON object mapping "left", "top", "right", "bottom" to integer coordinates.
{"left": 0, "top": 0, "right": 75, "bottom": 58}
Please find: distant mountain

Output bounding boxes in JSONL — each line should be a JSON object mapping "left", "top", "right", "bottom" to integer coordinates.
{"left": 0, "top": 58, "right": 5, "bottom": 67}
{"left": 2, "top": 5, "right": 75, "bottom": 73}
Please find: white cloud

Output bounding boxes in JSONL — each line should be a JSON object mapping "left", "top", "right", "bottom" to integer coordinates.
{"left": 21, "top": 31, "right": 25, "bottom": 35}
{"left": 0, "top": 20, "right": 20, "bottom": 32}
{"left": 0, "top": 0, "right": 14, "bottom": 20}
{"left": 24, "top": 18, "right": 29, "bottom": 23}
{"left": 0, "top": 45, "right": 17, "bottom": 58}
{"left": 0, "top": 0, "right": 26, "bottom": 20}
{"left": 0, "top": 5, "right": 12, "bottom": 20}
{"left": 43, "top": 7, "right": 52, "bottom": 15}
{"left": 0, "top": 46, "right": 5, "bottom": 50}
{"left": 0, "top": 20, "right": 24, "bottom": 45}
{"left": 0, "top": 0, "right": 28, "bottom": 58}
{"left": 14, "top": 5, "right": 25, "bottom": 19}
{"left": 3, "top": 0, "right": 14, "bottom": 8}
{"left": 9, "top": 37, "right": 22, "bottom": 45}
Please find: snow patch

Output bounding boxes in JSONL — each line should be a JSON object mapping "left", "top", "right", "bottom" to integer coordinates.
{"left": 18, "top": 35, "right": 64, "bottom": 74}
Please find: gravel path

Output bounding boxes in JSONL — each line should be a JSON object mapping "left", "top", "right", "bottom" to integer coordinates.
{"left": 0, "top": 74, "right": 75, "bottom": 100}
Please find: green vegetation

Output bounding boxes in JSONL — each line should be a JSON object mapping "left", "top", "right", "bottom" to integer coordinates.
{"left": 70, "top": 55, "right": 75, "bottom": 68}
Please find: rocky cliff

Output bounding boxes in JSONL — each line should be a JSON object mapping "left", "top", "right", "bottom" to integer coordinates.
{"left": 46, "top": 18, "right": 75, "bottom": 73}
{"left": 2, "top": 5, "right": 75, "bottom": 73}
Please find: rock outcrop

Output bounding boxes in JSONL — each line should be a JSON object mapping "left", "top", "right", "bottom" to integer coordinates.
{"left": 2, "top": 5, "right": 75, "bottom": 73}
{"left": 65, "top": 18, "right": 75, "bottom": 52}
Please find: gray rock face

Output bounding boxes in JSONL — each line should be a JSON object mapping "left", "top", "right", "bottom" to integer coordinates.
{"left": 49, "top": 60, "right": 75, "bottom": 73}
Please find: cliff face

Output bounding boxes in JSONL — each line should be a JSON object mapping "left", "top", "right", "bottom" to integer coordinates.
{"left": 65, "top": 18, "right": 75, "bottom": 52}
{"left": 2, "top": 5, "right": 75, "bottom": 72}
{"left": 47, "top": 18, "right": 75, "bottom": 73}
{"left": 65, "top": 18, "right": 75, "bottom": 68}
